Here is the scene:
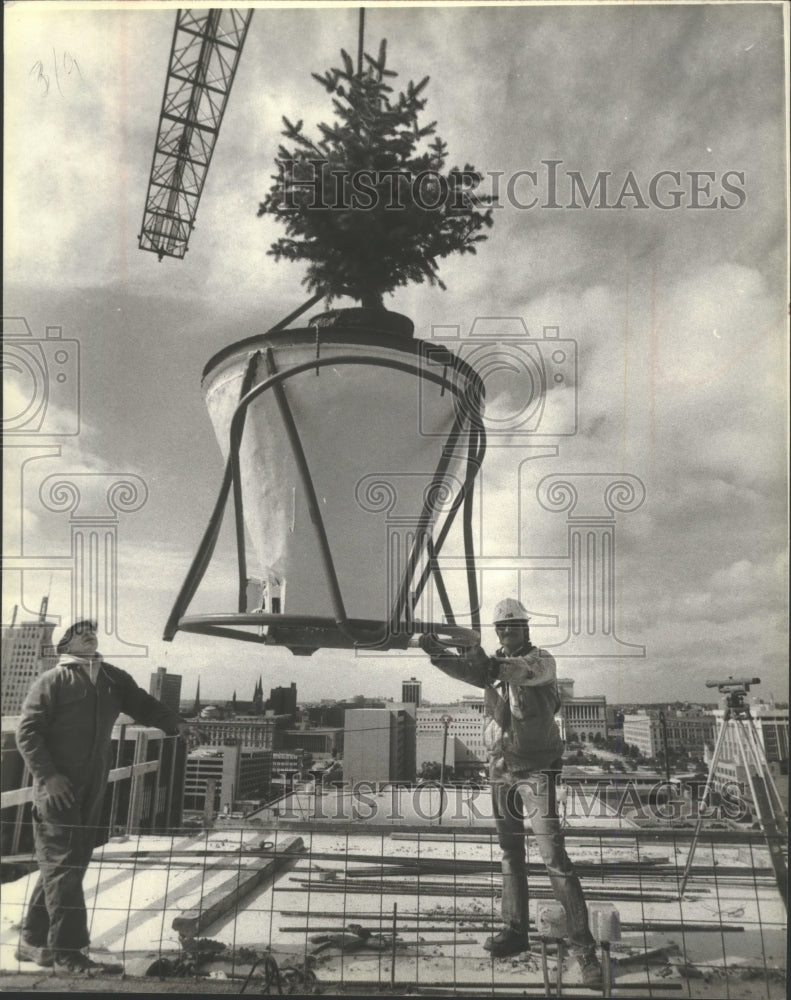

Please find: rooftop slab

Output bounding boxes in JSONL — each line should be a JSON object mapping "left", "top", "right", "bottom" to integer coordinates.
{"left": 0, "top": 824, "right": 785, "bottom": 996}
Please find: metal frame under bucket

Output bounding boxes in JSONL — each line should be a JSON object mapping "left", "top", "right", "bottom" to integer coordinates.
{"left": 164, "top": 320, "right": 486, "bottom": 656}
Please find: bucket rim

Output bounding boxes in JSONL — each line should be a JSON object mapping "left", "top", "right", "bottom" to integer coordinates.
{"left": 201, "top": 326, "right": 483, "bottom": 391}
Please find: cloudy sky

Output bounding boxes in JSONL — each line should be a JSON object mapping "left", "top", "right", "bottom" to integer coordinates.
{"left": 3, "top": 1, "right": 788, "bottom": 708}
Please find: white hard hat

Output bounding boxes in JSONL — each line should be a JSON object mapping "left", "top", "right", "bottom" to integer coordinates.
{"left": 493, "top": 598, "right": 530, "bottom": 625}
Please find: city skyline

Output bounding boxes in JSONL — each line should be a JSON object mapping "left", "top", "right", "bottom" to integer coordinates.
{"left": 3, "top": 3, "right": 787, "bottom": 707}
{"left": 1, "top": 597, "right": 785, "bottom": 712}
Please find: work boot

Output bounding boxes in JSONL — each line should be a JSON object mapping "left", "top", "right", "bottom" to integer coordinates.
{"left": 574, "top": 946, "right": 602, "bottom": 988}
{"left": 52, "top": 952, "right": 123, "bottom": 976}
{"left": 483, "top": 928, "right": 530, "bottom": 957}
{"left": 14, "top": 940, "right": 53, "bottom": 967}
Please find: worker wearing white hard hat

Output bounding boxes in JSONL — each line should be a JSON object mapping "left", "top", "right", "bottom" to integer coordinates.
{"left": 419, "top": 597, "right": 601, "bottom": 988}
{"left": 492, "top": 597, "right": 530, "bottom": 625}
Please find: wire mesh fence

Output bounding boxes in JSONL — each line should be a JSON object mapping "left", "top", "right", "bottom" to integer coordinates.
{"left": 0, "top": 818, "right": 786, "bottom": 996}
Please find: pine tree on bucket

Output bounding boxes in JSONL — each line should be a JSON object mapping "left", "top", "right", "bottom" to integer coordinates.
{"left": 258, "top": 41, "right": 494, "bottom": 310}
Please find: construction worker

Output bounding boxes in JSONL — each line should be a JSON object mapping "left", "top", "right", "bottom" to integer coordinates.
{"left": 15, "top": 619, "right": 198, "bottom": 975}
{"left": 419, "top": 598, "right": 601, "bottom": 988}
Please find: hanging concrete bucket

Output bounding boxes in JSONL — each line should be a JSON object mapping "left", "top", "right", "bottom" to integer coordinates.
{"left": 164, "top": 309, "right": 485, "bottom": 655}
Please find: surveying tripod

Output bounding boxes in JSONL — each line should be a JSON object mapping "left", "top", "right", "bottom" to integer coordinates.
{"left": 679, "top": 677, "right": 787, "bottom": 907}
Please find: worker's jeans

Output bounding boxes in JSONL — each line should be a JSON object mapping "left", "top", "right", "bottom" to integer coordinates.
{"left": 22, "top": 788, "right": 102, "bottom": 956}
{"left": 492, "top": 768, "right": 596, "bottom": 950}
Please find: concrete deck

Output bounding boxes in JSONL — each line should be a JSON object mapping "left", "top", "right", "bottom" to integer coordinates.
{"left": 0, "top": 825, "right": 785, "bottom": 997}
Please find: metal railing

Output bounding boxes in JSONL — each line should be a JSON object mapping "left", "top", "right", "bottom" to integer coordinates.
{"left": 0, "top": 760, "right": 161, "bottom": 810}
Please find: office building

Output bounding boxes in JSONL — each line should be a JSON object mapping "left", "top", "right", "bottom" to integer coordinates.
{"left": 417, "top": 731, "right": 459, "bottom": 774}
{"left": 281, "top": 726, "right": 343, "bottom": 756}
{"left": 267, "top": 682, "right": 297, "bottom": 718}
{"left": 416, "top": 706, "right": 487, "bottom": 777}
{"left": 196, "top": 715, "right": 292, "bottom": 750}
{"left": 1, "top": 600, "right": 58, "bottom": 715}
{"left": 623, "top": 708, "right": 716, "bottom": 758}
{"left": 183, "top": 744, "right": 273, "bottom": 814}
{"left": 402, "top": 677, "right": 422, "bottom": 707}
{"left": 149, "top": 667, "right": 182, "bottom": 715}
{"left": 270, "top": 749, "right": 314, "bottom": 796}
{"left": 344, "top": 704, "right": 415, "bottom": 785}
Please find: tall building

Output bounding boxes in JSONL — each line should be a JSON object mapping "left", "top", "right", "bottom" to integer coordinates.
{"left": 270, "top": 749, "right": 314, "bottom": 796}
{"left": 402, "top": 677, "right": 422, "bottom": 707}
{"left": 307, "top": 697, "right": 386, "bottom": 728}
{"left": 1, "top": 599, "right": 58, "bottom": 715}
{"left": 344, "top": 705, "right": 415, "bottom": 785}
{"left": 183, "top": 744, "right": 273, "bottom": 814}
{"left": 149, "top": 667, "right": 182, "bottom": 715}
{"left": 416, "top": 706, "right": 487, "bottom": 777}
{"left": 399, "top": 702, "right": 417, "bottom": 781}
{"left": 623, "top": 709, "right": 716, "bottom": 758}
{"left": 267, "top": 682, "right": 297, "bottom": 718}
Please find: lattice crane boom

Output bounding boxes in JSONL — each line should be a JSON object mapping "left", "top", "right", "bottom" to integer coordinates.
{"left": 139, "top": 8, "right": 253, "bottom": 261}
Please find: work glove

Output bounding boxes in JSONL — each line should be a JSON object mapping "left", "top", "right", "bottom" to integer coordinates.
{"left": 418, "top": 633, "right": 450, "bottom": 657}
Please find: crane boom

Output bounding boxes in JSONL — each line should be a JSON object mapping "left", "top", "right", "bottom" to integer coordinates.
{"left": 139, "top": 8, "right": 253, "bottom": 261}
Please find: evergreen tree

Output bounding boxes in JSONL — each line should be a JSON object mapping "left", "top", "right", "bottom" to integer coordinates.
{"left": 258, "top": 40, "right": 494, "bottom": 308}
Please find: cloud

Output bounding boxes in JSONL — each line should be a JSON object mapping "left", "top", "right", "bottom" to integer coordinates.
{"left": 3, "top": 5, "right": 786, "bottom": 707}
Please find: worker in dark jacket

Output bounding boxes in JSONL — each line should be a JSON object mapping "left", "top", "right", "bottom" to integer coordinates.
{"left": 419, "top": 598, "right": 601, "bottom": 988}
{"left": 15, "top": 619, "right": 197, "bottom": 975}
